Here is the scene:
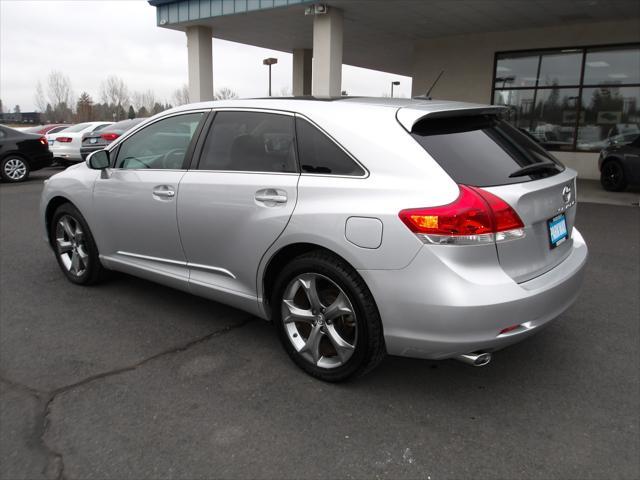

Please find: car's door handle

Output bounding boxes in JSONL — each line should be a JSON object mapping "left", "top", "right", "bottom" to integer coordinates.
{"left": 255, "top": 189, "right": 287, "bottom": 205}
{"left": 152, "top": 186, "right": 176, "bottom": 198}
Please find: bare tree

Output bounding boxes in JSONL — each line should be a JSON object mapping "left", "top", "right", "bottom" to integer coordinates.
{"left": 34, "top": 81, "right": 47, "bottom": 112}
{"left": 214, "top": 87, "right": 238, "bottom": 100}
{"left": 173, "top": 84, "right": 189, "bottom": 106}
{"left": 46, "top": 71, "right": 73, "bottom": 108}
{"left": 100, "top": 75, "right": 129, "bottom": 108}
{"left": 132, "top": 90, "right": 157, "bottom": 112}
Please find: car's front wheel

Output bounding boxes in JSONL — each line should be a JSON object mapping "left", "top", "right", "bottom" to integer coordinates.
{"left": 0, "top": 156, "right": 30, "bottom": 182}
{"left": 50, "top": 203, "right": 105, "bottom": 285}
{"left": 271, "top": 251, "right": 385, "bottom": 382}
{"left": 600, "top": 159, "right": 627, "bottom": 191}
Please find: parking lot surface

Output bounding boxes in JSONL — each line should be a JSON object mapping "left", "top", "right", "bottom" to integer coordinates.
{"left": 1, "top": 168, "right": 639, "bottom": 480}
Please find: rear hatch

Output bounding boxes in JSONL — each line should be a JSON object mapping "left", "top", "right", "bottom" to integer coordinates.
{"left": 406, "top": 111, "right": 576, "bottom": 283}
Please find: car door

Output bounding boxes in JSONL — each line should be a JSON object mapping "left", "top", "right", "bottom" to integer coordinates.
{"left": 92, "top": 111, "right": 207, "bottom": 288}
{"left": 177, "top": 110, "right": 299, "bottom": 309}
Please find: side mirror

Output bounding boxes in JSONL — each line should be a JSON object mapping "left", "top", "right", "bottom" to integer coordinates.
{"left": 87, "top": 150, "right": 110, "bottom": 170}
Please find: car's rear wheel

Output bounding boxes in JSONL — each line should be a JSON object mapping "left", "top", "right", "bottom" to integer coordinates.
{"left": 271, "top": 251, "right": 385, "bottom": 382}
{"left": 600, "top": 160, "right": 627, "bottom": 191}
{"left": 1, "top": 156, "right": 30, "bottom": 182}
{"left": 50, "top": 203, "right": 105, "bottom": 285}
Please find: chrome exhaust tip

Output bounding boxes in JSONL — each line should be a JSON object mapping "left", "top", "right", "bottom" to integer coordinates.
{"left": 455, "top": 352, "right": 492, "bottom": 367}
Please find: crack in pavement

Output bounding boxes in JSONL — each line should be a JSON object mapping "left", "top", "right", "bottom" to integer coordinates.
{"left": 2, "top": 318, "right": 254, "bottom": 480}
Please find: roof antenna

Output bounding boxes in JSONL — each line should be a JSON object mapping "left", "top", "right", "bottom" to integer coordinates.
{"left": 414, "top": 70, "right": 444, "bottom": 100}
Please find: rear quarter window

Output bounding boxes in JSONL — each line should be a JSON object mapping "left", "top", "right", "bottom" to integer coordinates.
{"left": 410, "top": 115, "right": 564, "bottom": 186}
{"left": 296, "top": 118, "right": 365, "bottom": 176}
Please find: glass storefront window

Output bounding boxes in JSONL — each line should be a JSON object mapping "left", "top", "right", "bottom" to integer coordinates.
{"left": 533, "top": 88, "right": 580, "bottom": 151}
{"left": 538, "top": 51, "right": 582, "bottom": 86}
{"left": 495, "top": 54, "right": 539, "bottom": 88}
{"left": 577, "top": 86, "right": 640, "bottom": 151}
{"left": 493, "top": 89, "right": 535, "bottom": 129}
{"left": 493, "top": 44, "right": 640, "bottom": 152}
{"left": 584, "top": 47, "right": 640, "bottom": 85}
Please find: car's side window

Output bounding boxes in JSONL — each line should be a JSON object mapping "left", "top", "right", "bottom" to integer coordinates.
{"left": 198, "top": 111, "right": 297, "bottom": 173}
{"left": 295, "top": 118, "right": 365, "bottom": 176}
{"left": 114, "top": 112, "right": 203, "bottom": 170}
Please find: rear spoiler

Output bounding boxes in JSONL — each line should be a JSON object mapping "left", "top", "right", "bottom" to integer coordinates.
{"left": 396, "top": 105, "right": 507, "bottom": 132}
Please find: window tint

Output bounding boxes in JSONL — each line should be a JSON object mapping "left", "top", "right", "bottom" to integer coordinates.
{"left": 199, "top": 111, "right": 296, "bottom": 173}
{"left": 92, "top": 123, "right": 112, "bottom": 132}
{"left": 410, "top": 115, "right": 563, "bottom": 187}
{"left": 114, "top": 112, "right": 203, "bottom": 170}
{"left": 295, "top": 118, "right": 364, "bottom": 176}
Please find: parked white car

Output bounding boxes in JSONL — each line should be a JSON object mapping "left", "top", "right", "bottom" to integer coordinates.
{"left": 50, "top": 122, "right": 113, "bottom": 162}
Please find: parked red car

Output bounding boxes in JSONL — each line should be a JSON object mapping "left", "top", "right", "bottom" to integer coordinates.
{"left": 22, "top": 124, "right": 69, "bottom": 136}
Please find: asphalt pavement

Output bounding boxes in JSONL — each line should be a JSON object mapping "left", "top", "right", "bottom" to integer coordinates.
{"left": 1, "top": 168, "right": 639, "bottom": 480}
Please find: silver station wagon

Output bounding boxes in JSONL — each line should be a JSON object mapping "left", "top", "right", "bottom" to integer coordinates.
{"left": 41, "top": 98, "right": 588, "bottom": 381}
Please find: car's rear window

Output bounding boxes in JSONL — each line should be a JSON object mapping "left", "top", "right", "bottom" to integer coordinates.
{"left": 410, "top": 115, "right": 564, "bottom": 186}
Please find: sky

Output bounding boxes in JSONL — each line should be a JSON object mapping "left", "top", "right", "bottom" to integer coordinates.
{"left": 0, "top": 0, "right": 412, "bottom": 112}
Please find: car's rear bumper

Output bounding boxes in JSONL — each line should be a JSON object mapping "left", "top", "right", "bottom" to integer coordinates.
{"left": 359, "top": 228, "right": 588, "bottom": 360}
{"left": 50, "top": 144, "right": 82, "bottom": 162}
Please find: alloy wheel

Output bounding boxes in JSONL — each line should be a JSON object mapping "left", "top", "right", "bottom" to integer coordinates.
{"left": 3, "top": 158, "right": 27, "bottom": 181}
{"left": 55, "top": 215, "right": 89, "bottom": 277}
{"left": 281, "top": 273, "right": 357, "bottom": 369}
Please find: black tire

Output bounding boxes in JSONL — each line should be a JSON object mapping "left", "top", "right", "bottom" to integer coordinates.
{"left": 271, "top": 250, "right": 385, "bottom": 382}
{"left": 0, "top": 155, "right": 30, "bottom": 183}
{"left": 600, "top": 159, "right": 627, "bottom": 192}
{"left": 50, "top": 203, "right": 105, "bottom": 285}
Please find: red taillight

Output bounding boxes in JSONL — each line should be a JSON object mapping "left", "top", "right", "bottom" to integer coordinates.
{"left": 100, "top": 133, "right": 120, "bottom": 142}
{"left": 38, "top": 137, "right": 47, "bottom": 146}
{"left": 398, "top": 185, "right": 524, "bottom": 245}
{"left": 470, "top": 186, "right": 524, "bottom": 232}
{"left": 56, "top": 137, "right": 72, "bottom": 143}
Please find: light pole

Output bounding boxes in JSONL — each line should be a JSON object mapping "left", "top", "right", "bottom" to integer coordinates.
{"left": 391, "top": 81, "right": 400, "bottom": 98}
{"left": 263, "top": 57, "right": 278, "bottom": 96}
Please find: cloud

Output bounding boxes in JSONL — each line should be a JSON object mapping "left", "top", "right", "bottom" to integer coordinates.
{"left": 0, "top": 0, "right": 412, "bottom": 111}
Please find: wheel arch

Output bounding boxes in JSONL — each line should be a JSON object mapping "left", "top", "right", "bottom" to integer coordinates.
{"left": 260, "top": 242, "right": 370, "bottom": 319}
{"left": 0, "top": 150, "right": 29, "bottom": 163}
{"left": 45, "top": 196, "right": 76, "bottom": 247}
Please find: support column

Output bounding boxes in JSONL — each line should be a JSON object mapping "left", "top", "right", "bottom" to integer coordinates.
{"left": 312, "top": 8, "right": 343, "bottom": 97}
{"left": 186, "top": 26, "right": 213, "bottom": 102}
{"left": 292, "top": 48, "right": 313, "bottom": 96}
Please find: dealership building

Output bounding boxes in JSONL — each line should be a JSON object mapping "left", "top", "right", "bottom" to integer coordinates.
{"left": 148, "top": 0, "right": 640, "bottom": 178}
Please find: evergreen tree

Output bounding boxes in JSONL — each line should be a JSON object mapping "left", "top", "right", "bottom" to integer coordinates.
{"left": 76, "top": 92, "right": 94, "bottom": 122}
{"left": 151, "top": 102, "right": 164, "bottom": 115}
{"left": 127, "top": 105, "right": 135, "bottom": 119}
{"left": 137, "top": 106, "right": 149, "bottom": 118}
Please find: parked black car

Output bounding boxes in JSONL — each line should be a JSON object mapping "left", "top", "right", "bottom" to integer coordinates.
{"left": 80, "top": 118, "right": 147, "bottom": 160}
{"left": 0, "top": 125, "right": 53, "bottom": 182}
{"left": 598, "top": 134, "right": 640, "bottom": 191}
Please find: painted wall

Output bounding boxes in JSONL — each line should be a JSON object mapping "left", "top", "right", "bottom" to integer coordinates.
{"left": 410, "top": 19, "right": 640, "bottom": 179}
